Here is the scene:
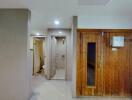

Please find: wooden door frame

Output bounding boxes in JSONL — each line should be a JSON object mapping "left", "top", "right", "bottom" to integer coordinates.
{"left": 76, "top": 29, "right": 132, "bottom": 96}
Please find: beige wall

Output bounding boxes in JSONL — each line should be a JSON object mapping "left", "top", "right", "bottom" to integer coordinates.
{"left": 0, "top": 9, "right": 31, "bottom": 100}
{"left": 48, "top": 29, "right": 72, "bottom": 80}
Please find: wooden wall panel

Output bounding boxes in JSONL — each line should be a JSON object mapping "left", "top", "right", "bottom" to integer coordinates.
{"left": 129, "top": 34, "right": 132, "bottom": 96}
{"left": 103, "top": 32, "right": 131, "bottom": 96}
{"left": 77, "top": 29, "right": 132, "bottom": 97}
{"left": 76, "top": 32, "right": 82, "bottom": 96}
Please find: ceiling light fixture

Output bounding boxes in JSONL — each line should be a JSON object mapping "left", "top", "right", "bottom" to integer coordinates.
{"left": 54, "top": 20, "right": 60, "bottom": 25}
{"left": 59, "top": 31, "right": 62, "bottom": 34}
{"left": 36, "top": 32, "right": 40, "bottom": 36}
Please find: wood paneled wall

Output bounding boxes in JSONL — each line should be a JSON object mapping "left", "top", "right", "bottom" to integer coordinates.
{"left": 103, "top": 32, "right": 132, "bottom": 96}
{"left": 77, "top": 29, "right": 132, "bottom": 96}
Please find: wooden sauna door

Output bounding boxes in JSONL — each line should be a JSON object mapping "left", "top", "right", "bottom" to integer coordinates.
{"left": 80, "top": 32, "right": 103, "bottom": 96}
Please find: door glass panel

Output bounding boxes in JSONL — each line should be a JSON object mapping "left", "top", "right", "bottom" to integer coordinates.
{"left": 87, "top": 42, "right": 96, "bottom": 86}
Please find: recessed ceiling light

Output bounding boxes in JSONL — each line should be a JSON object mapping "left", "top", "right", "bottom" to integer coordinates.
{"left": 59, "top": 31, "right": 62, "bottom": 34}
{"left": 54, "top": 20, "right": 60, "bottom": 25}
{"left": 36, "top": 32, "right": 40, "bottom": 36}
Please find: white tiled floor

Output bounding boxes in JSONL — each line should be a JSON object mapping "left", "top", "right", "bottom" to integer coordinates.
{"left": 52, "top": 69, "right": 65, "bottom": 80}
{"left": 31, "top": 75, "right": 132, "bottom": 100}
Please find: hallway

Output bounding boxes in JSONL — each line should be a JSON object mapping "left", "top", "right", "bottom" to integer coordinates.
{"left": 31, "top": 75, "right": 132, "bottom": 100}
{"left": 31, "top": 75, "right": 74, "bottom": 100}
{"left": 52, "top": 69, "right": 65, "bottom": 80}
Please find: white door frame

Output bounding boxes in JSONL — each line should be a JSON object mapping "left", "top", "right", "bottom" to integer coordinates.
{"left": 32, "top": 36, "right": 48, "bottom": 76}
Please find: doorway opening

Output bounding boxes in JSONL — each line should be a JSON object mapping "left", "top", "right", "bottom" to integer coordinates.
{"left": 51, "top": 36, "right": 67, "bottom": 80}
{"left": 33, "top": 37, "right": 46, "bottom": 76}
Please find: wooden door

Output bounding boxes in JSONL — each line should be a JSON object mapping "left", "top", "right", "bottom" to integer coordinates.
{"left": 77, "top": 29, "right": 132, "bottom": 96}
{"left": 77, "top": 31, "right": 103, "bottom": 96}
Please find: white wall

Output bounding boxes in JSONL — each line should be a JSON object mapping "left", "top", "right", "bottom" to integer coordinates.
{"left": 0, "top": 9, "right": 31, "bottom": 100}
{"left": 78, "top": 16, "right": 132, "bottom": 29}
{"left": 71, "top": 16, "right": 77, "bottom": 97}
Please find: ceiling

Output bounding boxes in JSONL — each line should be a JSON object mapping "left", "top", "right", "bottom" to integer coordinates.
{"left": 0, "top": 0, "right": 132, "bottom": 33}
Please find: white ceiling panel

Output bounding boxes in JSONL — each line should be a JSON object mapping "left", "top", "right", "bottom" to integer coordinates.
{"left": 0, "top": 0, "right": 132, "bottom": 33}
{"left": 78, "top": 0, "right": 110, "bottom": 6}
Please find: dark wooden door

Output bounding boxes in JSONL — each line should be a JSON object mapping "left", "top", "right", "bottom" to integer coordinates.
{"left": 77, "top": 29, "right": 132, "bottom": 96}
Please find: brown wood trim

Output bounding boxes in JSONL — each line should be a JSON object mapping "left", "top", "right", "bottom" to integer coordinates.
{"left": 76, "top": 31, "right": 82, "bottom": 96}
{"left": 77, "top": 29, "right": 132, "bottom": 33}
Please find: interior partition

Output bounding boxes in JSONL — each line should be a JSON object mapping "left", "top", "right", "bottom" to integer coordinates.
{"left": 0, "top": 9, "right": 31, "bottom": 100}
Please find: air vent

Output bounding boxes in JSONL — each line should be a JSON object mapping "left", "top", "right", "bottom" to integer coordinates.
{"left": 78, "top": 0, "right": 110, "bottom": 6}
